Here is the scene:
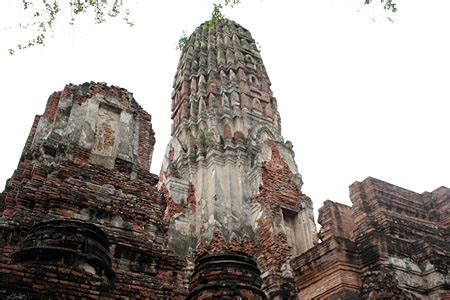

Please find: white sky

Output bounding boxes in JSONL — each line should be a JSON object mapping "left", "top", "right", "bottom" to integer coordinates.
{"left": 0, "top": 0, "right": 449, "bottom": 222}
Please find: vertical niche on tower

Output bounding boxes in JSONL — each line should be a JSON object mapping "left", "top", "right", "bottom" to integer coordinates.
{"left": 282, "top": 207, "right": 305, "bottom": 255}
{"left": 90, "top": 103, "right": 121, "bottom": 169}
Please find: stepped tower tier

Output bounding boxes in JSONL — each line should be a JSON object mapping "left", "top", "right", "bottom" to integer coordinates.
{"left": 160, "top": 19, "right": 317, "bottom": 295}
{"left": 0, "top": 83, "right": 186, "bottom": 298}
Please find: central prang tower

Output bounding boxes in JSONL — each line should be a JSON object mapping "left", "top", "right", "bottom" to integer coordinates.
{"left": 160, "top": 19, "right": 317, "bottom": 296}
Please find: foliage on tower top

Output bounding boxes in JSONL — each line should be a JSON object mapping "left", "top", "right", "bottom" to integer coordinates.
{"left": 177, "top": 1, "right": 240, "bottom": 51}
{"left": 7, "top": 0, "right": 396, "bottom": 54}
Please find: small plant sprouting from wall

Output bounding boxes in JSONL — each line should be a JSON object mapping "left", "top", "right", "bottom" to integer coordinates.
{"left": 176, "top": 30, "right": 189, "bottom": 51}
{"left": 197, "top": 128, "right": 214, "bottom": 149}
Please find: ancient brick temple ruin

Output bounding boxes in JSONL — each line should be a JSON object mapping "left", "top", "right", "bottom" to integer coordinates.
{"left": 0, "top": 19, "right": 448, "bottom": 299}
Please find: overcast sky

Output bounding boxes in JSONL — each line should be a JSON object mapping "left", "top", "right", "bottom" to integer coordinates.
{"left": 0, "top": 0, "right": 448, "bottom": 221}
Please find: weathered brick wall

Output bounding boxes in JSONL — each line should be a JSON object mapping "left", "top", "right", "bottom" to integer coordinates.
{"left": 252, "top": 141, "right": 299, "bottom": 262}
{"left": 433, "top": 187, "right": 449, "bottom": 229}
{"left": 0, "top": 83, "right": 186, "bottom": 299}
{"left": 292, "top": 177, "right": 449, "bottom": 299}
{"left": 350, "top": 177, "right": 441, "bottom": 241}
{"left": 250, "top": 141, "right": 304, "bottom": 298}
{"left": 187, "top": 253, "right": 266, "bottom": 300}
{"left": 293, "top": 202, "right": 361, "bottom": 299}
{"left": 318, "top": 200, "right": 354, "bottom": 241}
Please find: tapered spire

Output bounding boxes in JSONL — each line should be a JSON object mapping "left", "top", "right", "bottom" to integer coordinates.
{"left": 160, "top": 19, "right": 317, "bottom": 296}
